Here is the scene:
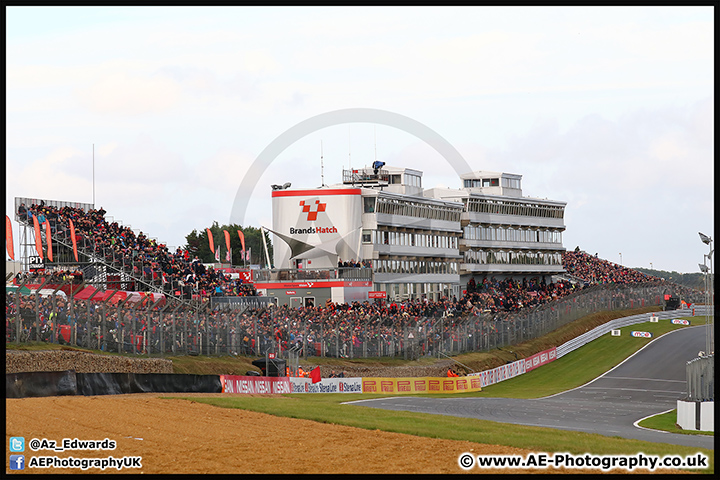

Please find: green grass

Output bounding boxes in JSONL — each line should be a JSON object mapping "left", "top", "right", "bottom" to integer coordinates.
{"left": 639, "top": 409, "right": 715, "bottom": 436}
{"left": 469, "top": 316, "right": 709, "bottom": 399}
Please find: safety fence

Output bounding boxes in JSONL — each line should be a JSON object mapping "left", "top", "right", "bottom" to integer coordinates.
{"left": 555, "top": 306, "right": 712, "bottom": 358}
{"left": 5, "top": 280, "right": 706, "bottom": 360}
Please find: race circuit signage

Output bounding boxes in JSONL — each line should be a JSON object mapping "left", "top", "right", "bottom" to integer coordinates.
{"left": 272, "top": 188, "right": 363, "bottom": 269}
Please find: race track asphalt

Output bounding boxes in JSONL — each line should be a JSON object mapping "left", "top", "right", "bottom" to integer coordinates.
{"left": 347, "top": 325, "right": 714, "bottom": 449}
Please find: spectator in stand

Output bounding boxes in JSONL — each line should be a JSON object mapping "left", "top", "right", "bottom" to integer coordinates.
{"left": 17, "top": 203, "right": 27, "bottom": 221}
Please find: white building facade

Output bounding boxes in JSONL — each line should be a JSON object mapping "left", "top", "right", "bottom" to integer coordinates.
{"left": 258, "top": 165, "right": 566, "bottom": 305}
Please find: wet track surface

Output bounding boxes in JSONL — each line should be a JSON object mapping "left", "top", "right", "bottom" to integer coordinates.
{"left": 348, "top": 325, "right": 714, "bottom": 449}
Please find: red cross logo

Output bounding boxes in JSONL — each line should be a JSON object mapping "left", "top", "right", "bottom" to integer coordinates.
{"left": 299, "top": 199, "right": 326, "bottom": 221}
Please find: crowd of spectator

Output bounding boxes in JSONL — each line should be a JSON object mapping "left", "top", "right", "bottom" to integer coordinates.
{"left": 561, "top": 248, "right": 661, "bottom": 285}
{"left": 16, "top": 203, "right": 258, "bottom": 301}
{"left": 9, "top": 203, "right": 705, "bottom": 357}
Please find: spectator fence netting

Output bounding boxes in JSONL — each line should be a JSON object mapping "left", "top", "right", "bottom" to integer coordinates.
{"left": 6, "top": 280, "right": 699, "bottom": 360}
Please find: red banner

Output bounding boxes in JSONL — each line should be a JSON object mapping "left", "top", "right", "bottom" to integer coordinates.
{"left": 207, "top": 228, "right": 215, "bottom": 253}
{"left": 33, "top": 214, "right": 43, "bottom": 261}
{"left": 69, "top": 219, "right": 78, "bottom": 262}
{"left": 237, "top": 230, "right": 246, "bottom": 255}
{"left": 220, "top": 375, "right": 292, "bottom": 394}
{"left": 5, "top": 215, "right": 14, "bottom": 260}
{"left": 224, "top": 229, "right": 231, "bottom": 253}
{"left": 524, "top": 347, "right": 557, "bottom": 372}
{"left": 45, "top": 220, "right": 53, "bottom": 262}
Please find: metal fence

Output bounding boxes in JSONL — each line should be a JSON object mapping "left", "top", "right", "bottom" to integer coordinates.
{"left": 5, "top": 279, "right": 707, "bottom": 360}
{"left": 686, "top": 355, "right": 714, "bottom": 401}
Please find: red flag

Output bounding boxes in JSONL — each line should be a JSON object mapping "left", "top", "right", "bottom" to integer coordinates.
{"left": 33, "top": 214, "right": 44, "bottom": 261}
{"left": 45, "top": 219, "right": 53, "bottom": 262}
{"left": 69, "top": 219, "right": 78, "bottom": 262}
{"left": 206, "top": 228, "right": 215, "bottom": 253}
{"left": 237, "top": 229, "right": 245, "bottom": 255}
{"left": 224, "top": 229, "right": 231, "bottom": 253}
{"left": 5, "top": 216, "right": 14, "bottom": 260}
{"left": 310, "top": 366, "right": 321, "bottom": 384}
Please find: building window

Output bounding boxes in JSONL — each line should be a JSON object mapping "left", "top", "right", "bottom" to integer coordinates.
{"left": 363, "top": 197, "right": 376, "bottom": 213}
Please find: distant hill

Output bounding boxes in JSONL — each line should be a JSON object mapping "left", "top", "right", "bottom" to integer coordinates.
{"left": 633, "top": 268, "right": 708, "bottom": 291}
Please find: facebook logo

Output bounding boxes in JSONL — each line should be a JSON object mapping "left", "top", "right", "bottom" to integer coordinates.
{"left": 9, "top": 455, "right": 25, "bottom": 470}
{"left": 9, "top": 437, "right": 25, "bottom": 452}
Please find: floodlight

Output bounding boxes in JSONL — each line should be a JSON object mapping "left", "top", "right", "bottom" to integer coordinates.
{"left": 699, "top": 263, "right": 709, "bottom": 273}
{"left": 283, "top": 182, "right": 292, "bottom": 189}
{"left": 699, "top": 232, "right": 712, "bottom": 245}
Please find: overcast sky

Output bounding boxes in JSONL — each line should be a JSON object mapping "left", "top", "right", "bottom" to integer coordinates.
{"left": 6, "top": 6, "right": 714, "bottom": 273}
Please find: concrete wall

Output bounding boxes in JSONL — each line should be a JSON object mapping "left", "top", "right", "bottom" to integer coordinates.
{"left": 676, "top": 399, "right": 714, "bottom": 432}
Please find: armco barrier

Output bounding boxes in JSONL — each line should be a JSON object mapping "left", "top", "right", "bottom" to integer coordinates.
{"left": 290, "top": 377, "right": 363, "bottom": 394}
{"left": 462, "top": 309, "right": 706, "bottom": 390}
{"left": 220, "top": 375, "right": 292, "bottom": 394}
{"left": 220, "top": 375, "right": 482, "bottom": 394}
{"left": 361, "top": 376, "right": 482, "bottom": 394}
{"left": 555, "top": 307, "right": 708, "bottom": 358}
{"left": 467, "top": 359, "right": 526, "bottom": 387}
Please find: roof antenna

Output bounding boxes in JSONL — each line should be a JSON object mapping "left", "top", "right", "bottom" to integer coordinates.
{"left": 320, "top": 140, "right": 325, "bottom": 187}
{"left": 348, "top": 126, "right": 353, "bottom": 186}
{"left": 374, "top": 125, "right": 377, "bottom": 162}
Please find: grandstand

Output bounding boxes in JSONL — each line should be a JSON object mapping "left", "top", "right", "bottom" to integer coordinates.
{"left": 7, "top": 196, "right": 705, "bottom": 358}
{"left": 11, "top": 197, "right": 258, "bottom": 307}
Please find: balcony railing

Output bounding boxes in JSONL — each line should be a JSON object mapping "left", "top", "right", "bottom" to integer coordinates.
{"left": 253, "top": 267, "right": 372, "bottom": 283}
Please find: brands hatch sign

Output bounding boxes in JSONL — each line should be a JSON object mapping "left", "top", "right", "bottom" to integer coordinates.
{"left": 290, "top": 199, "right": 338, "bottom": 235}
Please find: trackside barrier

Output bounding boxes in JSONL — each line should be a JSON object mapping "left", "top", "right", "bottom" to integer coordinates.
{"left": 219, "top": 375, "right": 292, "bottom": 394}
{"left": 461, "top": 308, "right": 709, "bottom": 390}
{"left": 362, "top": 376, "right": 482, "bottom": 394}
{"left": 466, "top": 347, "right": 557, "bottom": 388}
{"left": 290, "top": 377, "right": 363, "bottom": 394}
{"left": 555, "top": 306, "right": 710, "bottom": 358}
{"left": 467, "top": 359, "right": 525, "bottom": 387}
{"left": 219, "top": 375, "right": 482, "bottom": 394}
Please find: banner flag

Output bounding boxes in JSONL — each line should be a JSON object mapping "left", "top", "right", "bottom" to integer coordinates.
{"left": 5, "top": 216, "right": 14, "bottom": 260}
{"left": 215, "top": 245, "right": 220, "bottom": 262}
{"left": 237, "top": 230, "right": 246, "bottom": 256}
{"left": 69, "top": 219, "right": 79, "bottom": 262}
{"left": 226, "top": 248, "right": 232, "bottom": 263}
{"left": 247, "top": 247, "right": 251, "bottom": 262}
{"left": 33, "top": 214, "right": 44, "bottom": 261}
{"left": 224, "top": 229, "right": 231, "bottom": 253}
{"left": 207, "top": 228, "right": 215, "bottom": 253}
{"left": 45, "top": 220, "right": 53, "bottom": 262}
